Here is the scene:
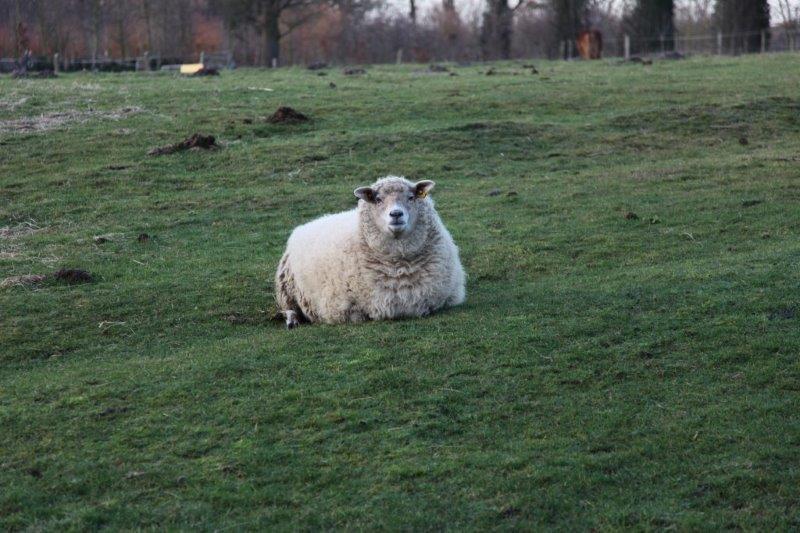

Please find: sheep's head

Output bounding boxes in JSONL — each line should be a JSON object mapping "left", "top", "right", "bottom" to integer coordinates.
{"left": 354, "top": 176, "right": 435, "bottom": 238}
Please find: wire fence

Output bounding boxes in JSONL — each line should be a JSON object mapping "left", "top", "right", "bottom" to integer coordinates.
{"left": 1, "top": 28, "right": 798, "bottom": 72}
{"left": 0, "top": 50, "right": 234, "bottom": 74}
{"left": 569, "top": 27, "right": 799, "bottom": 59}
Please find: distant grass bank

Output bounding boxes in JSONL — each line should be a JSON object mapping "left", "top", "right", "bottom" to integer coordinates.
{"left": 1, "top": 56, "right": 799, "bottom": 530}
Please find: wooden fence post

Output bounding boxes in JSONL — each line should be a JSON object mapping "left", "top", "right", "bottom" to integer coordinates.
{"left": 624, "top": 34, "right": 630, "bottom": 59}
{"left": 717, "top": 31, "right": 723, "bottom": 55}
{"left": 53, "top": 53, "right": 59, "bottom": 74}
{"left": 760, "top": 30, "right": 766, "bottom": 53}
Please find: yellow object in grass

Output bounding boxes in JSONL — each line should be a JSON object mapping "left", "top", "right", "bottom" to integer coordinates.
{"left": 180, "top": 63, "right": 204, "bottom": 75}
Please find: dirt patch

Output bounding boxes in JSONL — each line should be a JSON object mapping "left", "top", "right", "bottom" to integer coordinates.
{"left": 307, "top": 61, "right": 328, "bottom": 70}
{"left": 53, "top": 268, "right": 93, "bottom": 284}
{"left": 343, "top": 67, "right": 366, "bottom": 75}
{"left": 500, "top": 506, "right": 521, "bottom": 518}
{"left": 148, "top": 133, "right": 219, "bottom": 156}
{"left": 0, "top": 274, "right": 47, "bottom": 288}
{"left": 1, "top": 268, "right": 93, "bottom": 288}
{"left": 0, "top": 106, "right": 142, "bottom": 135}
{"left": 267, "top": 107, "right": 309, "bottom": 124}
{"left": 0, "top": 96, "right": 29, "bottom": 111}
{"left": 137, "top": 233, "right": 151, "bottom": 243}
{"left": 768, "top": 307, "right": 796, "bottom": 320}
{"left": 741, "top": 199, "right": 763, "bottom": 207}
{"left": 624, "top": 211, "right": 640, "bottom": 220}
{"left": 0, "top": 220, "right": 42, "bottom": 240}
{"left": 96, "top": 406, "right": 130, "bottom": 418}
{"left": 192, "top": 67, "right": 219, "bottom": 76}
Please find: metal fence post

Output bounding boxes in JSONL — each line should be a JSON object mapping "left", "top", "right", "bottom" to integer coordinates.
{"left": 717, "top": 31, "right": 723, "bottom": 55}
{"left": 624, "top": 34, "right": 630, "bottom": 59}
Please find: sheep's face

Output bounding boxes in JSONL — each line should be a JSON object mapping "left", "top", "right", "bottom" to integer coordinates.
{"left": 354, "top": 177, "right": 435, "bottom": 238}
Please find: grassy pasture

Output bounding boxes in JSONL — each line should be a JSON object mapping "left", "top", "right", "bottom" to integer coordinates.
{"left": 1, "top": 55, "right": 799, "bottom": 530}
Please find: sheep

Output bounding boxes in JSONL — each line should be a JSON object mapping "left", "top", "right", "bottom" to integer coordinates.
{"left": 275, "top": 176, "right": 465, "bottom": 328}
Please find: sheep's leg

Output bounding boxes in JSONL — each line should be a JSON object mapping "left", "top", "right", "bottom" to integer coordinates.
{"left": 276, "top": 253, "right": 303, "bottom": 329}
{"left": 284, "top": 310, "right": 300, "bottom": 329}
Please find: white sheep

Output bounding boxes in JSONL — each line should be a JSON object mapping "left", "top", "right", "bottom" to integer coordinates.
{"left": 275, "top": 176, "right": 465, "bottom": 328}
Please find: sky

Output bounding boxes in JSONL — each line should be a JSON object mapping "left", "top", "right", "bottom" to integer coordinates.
{"left": 385, "top": 0, "right": 797, "bottom": 25}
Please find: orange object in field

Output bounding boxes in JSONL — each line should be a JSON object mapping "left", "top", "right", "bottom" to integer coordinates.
{"left": 576, "top": 30, "right": 603, "bottom": 60}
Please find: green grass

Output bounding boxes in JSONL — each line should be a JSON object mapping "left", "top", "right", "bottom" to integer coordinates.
{"left": 1, "top": 55, "right": 799, "bottom": 530}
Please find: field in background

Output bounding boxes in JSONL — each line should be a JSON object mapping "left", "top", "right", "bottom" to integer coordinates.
{"left": 1, "top": 56, "right": 799, "bottom": 529}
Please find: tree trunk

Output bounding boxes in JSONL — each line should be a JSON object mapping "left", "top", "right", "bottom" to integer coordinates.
{"left": 142, "top": 0, "right": 154, "bottom": 54}
{"left": 480, "top": 0, "right": 512, "bottom": 60}
{"left": 551, "top": 0, "right": 589, "bottom": 58}
{"left": 624, "top": 0, "right": 674, "bottom": 54}
{"left": 265, "top": 5, "right": 281, "bottom": 67}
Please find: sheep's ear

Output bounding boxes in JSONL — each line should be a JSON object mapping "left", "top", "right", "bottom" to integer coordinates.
{"left": 415, "top": 180, "right": 435, "bottom": 199}
{"left": 354, "top": 186, "right": 376, "bottom": 202}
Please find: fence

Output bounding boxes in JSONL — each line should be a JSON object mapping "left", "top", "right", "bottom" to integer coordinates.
{"left": 562, "top": 27, "right": 799, "bottom": 59}
{"left": 0, "top": 50, "right": 234, "bottom": 74}
{"left": 1, "top": 29, "right": 798, "bottom": 72}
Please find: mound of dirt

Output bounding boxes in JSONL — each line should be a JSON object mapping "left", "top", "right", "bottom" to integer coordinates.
{"left": 343, "top": 67, "right": 366, "bottom": 76}
{"left": 1, "top": 268, "right": 94, "bottom": 288}
{"left": 267, "top": 107, "right": 309, "bottom": 124}
{"left": 428, "top": 64, "right": 449, "bottom": 73}
{"left": 53, "top": 268, "right": 93, "bottom": 284}
{"left": 192, "top": 67, "right": 219, "bottom": 76}
{"left": 148, "top": 133, "right": 219, "bottom": 156}
{"left": 307, "top": 61, "right": 328, "bottom": 70}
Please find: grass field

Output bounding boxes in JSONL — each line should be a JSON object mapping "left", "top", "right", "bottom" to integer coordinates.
{"left": 1, "top": 55, "right": 799, "bottom": 530}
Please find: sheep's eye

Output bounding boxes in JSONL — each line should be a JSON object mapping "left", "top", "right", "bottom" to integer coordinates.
{"left": 375, "top": 197, "right": 383, "bottom": 204}
{"left": 408, "top": 195, "right": 415, "bottom": 201}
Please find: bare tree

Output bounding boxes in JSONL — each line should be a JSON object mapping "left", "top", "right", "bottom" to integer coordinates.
{"left": 776, "top": 0, "right": 799, "bottom": 29}
{"left": 481, "top": 0, "right": 529, "bottom": 59}
{"left": 214, "top": 0, "right": 325, "bottom": 66}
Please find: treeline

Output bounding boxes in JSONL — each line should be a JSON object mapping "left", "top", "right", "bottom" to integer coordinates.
{"left": 0, "top": 0, "right": 786, "bottom": 66}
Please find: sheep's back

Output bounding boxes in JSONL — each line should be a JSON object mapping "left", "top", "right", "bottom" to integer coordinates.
{"left": 285, "top": 209, "right": 361, "bottom": 320}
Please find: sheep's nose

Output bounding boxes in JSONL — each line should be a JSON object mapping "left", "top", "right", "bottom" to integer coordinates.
{"left": 390, "top": 209, "right": 404, "bottom": 219}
